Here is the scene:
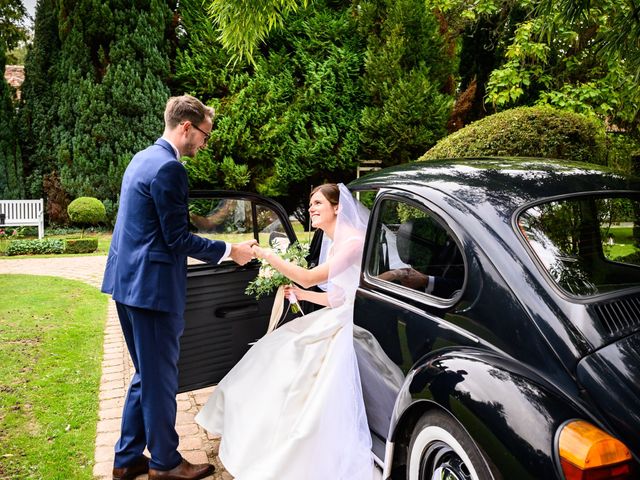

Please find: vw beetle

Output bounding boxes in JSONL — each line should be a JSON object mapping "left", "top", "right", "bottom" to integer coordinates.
{"left": 178, "top": 158, "right": 640, "bottom": 480}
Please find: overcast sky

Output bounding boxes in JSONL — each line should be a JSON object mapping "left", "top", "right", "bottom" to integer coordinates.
{"left": 23, "top": 0, "right": 37, "bottom": 26}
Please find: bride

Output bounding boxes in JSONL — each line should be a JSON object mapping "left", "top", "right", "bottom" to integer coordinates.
{"left": 195, "top": 183, "right": 374, "bottom": 479}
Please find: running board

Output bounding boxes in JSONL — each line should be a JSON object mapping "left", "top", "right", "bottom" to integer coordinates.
{"left": 373, "top": 440, "right": 395, "bottom": 480}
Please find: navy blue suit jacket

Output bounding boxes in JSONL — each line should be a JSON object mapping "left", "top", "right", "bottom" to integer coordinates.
{"left": 102, "top": 138, "right": 226, "bottom": 313}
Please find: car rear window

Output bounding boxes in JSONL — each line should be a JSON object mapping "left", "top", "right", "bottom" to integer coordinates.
{"left": 518, "top": 194, "right": 640, "bottom": 297}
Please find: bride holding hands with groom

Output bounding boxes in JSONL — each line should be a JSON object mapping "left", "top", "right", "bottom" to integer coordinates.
{"left": 196, "top": 183, "right": 376, "bottom": 479}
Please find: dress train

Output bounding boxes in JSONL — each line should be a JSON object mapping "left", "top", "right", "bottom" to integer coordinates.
{"left": 195, "top": 302, "right": 374, "bottom": 480}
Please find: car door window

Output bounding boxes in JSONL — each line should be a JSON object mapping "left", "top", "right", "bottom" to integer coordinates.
{"left": 188, "top": 198, "right": 291, "bottom": 260}
{"left": 367, "top": 198, "right": 464, "bottom": 300}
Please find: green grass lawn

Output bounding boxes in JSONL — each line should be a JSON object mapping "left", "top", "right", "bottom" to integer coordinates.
{"left": 602, "top": 226, "right": 639, "bottom": 260}
{"left": 0, "top": 275, "right": 107, "bottom": 479}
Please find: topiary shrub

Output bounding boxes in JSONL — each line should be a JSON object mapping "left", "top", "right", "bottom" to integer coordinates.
{"left": 64, "top": 238, "right": 98, "bottom": 254}
{"left": 420, "top": 106, "right": 607, "bottom": 164}
{"left": 67, "top": 197, "right": 106, "bottom": 237}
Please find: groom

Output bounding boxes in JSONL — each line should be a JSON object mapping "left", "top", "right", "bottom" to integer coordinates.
{"left": 102, "top": 95, "right": 256, "bottom": 480}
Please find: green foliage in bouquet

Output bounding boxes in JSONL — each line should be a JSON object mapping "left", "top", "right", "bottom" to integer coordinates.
{"left": 245, "top": 241, "right": 309, "bottom": 299}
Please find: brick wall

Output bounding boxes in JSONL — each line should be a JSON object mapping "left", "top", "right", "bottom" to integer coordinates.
{"left": 4, "top": 65, "right": 25, "bottom": 100}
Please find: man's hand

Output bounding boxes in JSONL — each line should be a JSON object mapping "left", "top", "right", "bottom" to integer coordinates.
{"left": 378, "top": 267, "right": 428, "bottom": 290}
{"left": 230, "top": 239, "right": 258, "bottom": 265}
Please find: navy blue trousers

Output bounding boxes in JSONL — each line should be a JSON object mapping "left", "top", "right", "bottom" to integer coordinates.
{"left": 113, "top": 302, "right": 184, "bottom": 470}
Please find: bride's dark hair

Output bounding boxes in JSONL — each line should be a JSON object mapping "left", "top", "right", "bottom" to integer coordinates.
{"left": 310, "top": 183, "right": 340, "bottom": 206}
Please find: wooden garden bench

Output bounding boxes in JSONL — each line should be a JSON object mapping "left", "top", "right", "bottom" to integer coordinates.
{"left": 0, "top": 199, "right": 45, "bottom": 239}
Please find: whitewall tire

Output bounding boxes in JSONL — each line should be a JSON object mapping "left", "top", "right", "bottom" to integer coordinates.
{"left": 407, "top": 410, "right": 492, "bottom": 480}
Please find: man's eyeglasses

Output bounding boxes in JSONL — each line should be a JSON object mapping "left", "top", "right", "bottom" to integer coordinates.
{"left": 182, "top": 121, "right": 211, "bottom": 143}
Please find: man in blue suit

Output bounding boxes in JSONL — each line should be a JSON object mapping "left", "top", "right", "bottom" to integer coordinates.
{"left": 102, "top": 95, "right": 256, "bottom": 480}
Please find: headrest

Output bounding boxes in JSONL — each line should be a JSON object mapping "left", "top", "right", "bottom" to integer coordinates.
{"left": 396, "top": 218, "right": 434, "bottom": 270}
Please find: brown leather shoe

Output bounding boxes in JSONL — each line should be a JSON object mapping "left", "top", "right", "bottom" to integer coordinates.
{"left": 112, "top": 455, "right": 150, "bottom": 480}
{"left": 148, "top": 459, "right": 215, "bottom": 480}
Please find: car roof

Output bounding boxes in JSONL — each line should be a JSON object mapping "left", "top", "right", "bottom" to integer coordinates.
{"left": 349, "top": 158, "right": 640, "bottom": 218}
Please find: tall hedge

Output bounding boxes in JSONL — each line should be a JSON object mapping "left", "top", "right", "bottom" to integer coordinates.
{"left": 175, "top": 0, "right": 456, "bottom": 209}
{"left": 421, "top": 106, "right": 607, "bottom": 164}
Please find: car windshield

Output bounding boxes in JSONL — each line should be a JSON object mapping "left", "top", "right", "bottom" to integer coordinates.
{"left": 518, "top": 194, "right": 640, "bottom": 297}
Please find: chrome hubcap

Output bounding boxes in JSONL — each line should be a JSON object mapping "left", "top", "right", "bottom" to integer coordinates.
{"left": 423, "top": 441, "right": 471, "bottom": 480}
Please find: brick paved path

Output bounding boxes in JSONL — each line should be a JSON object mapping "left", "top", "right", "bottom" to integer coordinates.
{"left": 1, "top": 256, "right": 227, "bottom": 480}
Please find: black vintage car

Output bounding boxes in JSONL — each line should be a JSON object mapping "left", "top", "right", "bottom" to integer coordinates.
{"left": 178, "top": 158, "right": 640, "bottom": 480}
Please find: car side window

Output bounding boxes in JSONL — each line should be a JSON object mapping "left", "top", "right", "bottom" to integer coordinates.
{"left": 188, "top": 198, "right": 290, "bottom": 259}
{"left": 368, "top": 198, "right": 464, "bottom": 300}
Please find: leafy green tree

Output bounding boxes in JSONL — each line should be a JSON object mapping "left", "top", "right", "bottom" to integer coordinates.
{"left": 0, "top": 0, "right": 29, "bottom": 52}
{"left": 539, "top": 0, "right": 640, "bottom": 81}
{"left": 482, "top": 1, "right": 639, "bottom": 132}
{"left": 424, "top": 0, "right": 638, "bottom": 176}
{"left": 7, "top": 43, "right": 27, "bottom": 64}
{"left": 430, "top": 0, "right": 532, "bottom": 129}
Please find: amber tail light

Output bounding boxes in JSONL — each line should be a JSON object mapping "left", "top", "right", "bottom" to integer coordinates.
{"left": 558, "top": 420, "right": 637, "bottom": 480}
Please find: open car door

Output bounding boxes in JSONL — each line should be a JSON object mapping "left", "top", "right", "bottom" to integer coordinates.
{"left": 177, "top": 191, "right": 298, "bottom": 393}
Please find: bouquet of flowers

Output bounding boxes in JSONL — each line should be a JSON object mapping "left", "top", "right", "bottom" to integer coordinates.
{"left": 245, "top": 241, "right": 310, "bottom": 313}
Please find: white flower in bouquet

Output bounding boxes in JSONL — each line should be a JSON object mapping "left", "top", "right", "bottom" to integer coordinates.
{"left": 245, "top": 241, "right": 310, "bottom": 313}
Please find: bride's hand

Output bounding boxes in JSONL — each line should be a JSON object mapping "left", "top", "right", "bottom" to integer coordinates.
{"left": 251, "top": 245, "right": 271, "bottom": 261}
{"left": 284, "top": 284, "right": 304, "bottom": 302}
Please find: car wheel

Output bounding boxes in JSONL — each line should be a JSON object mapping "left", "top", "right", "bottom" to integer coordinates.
{"left": 407, "top": 410, "right": 491, "bottom": 480}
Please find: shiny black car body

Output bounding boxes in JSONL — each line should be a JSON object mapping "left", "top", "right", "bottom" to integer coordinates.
{"left": 179, "top": 158, "right": 640, "bottom": 480}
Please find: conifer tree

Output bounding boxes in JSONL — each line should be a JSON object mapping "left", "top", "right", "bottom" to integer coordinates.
{"left": 0, "top": 0, "right": 28, "bottom": 199}
{"left": 357, "top": 0, "right": 456, "bottom": 165}
{"left": 20, "top": 0, "right": 61, "bottom": 199}
{"left": 185, "top": 0, "right": 455, "bottom": 204}
{"left": 0, "top": 44, "right": 24, "bottom": 198}
{"left": 177, "top": 0, "right": 366, "bottom": 200}
{"left": 53, "top": 0, "right": 173, "bottom": 206}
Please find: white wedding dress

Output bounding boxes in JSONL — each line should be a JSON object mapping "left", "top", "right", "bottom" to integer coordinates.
{"left": 195, "top": 185, "right": 374, "bottom": 480}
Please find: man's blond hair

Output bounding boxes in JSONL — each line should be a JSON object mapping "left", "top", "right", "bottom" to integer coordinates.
{"left": 164, "top": 95, "right": 215, "bottom": 129}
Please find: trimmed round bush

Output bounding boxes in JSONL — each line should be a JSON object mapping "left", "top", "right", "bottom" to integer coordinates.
{"left": 67, "top": 197, "right": 107, "bottom": 226}
{"left": 420, "top": 106, "right": 607, "bottom": 164}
